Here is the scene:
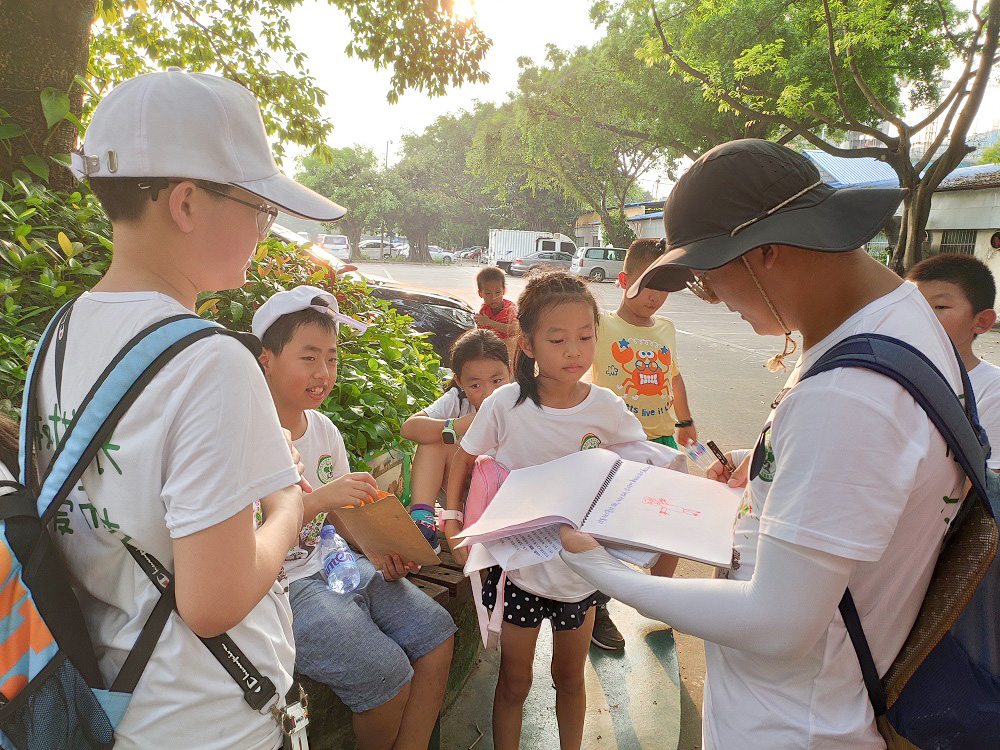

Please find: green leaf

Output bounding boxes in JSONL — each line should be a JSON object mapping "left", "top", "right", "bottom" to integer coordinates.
{"left": 39, "top": 88, "right": 71, "bottom": 130}
{"left": 0, "top": 123, "right": 26, "bottom": 140}
{"left": 21, "top": 155, "right": 49, "bottom": 182}
{"left": 230, "top": 300, "right": 244, "bottom": 322}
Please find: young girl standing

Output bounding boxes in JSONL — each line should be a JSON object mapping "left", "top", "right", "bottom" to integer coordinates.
{"left": 403, "top": 329, "right": 511, "bottom": 551}
{"left": 444, "top": 273, "right": 648, "bottom": 750}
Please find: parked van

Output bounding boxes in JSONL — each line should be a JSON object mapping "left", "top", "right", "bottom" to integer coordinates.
{"left": 487, "top": 229, "right": 578, "bottom": 273}
{"left": 570, "top": 246, "right": 627, "bottom": 282}
{"left": 317, "top": 234, "right": 351, "bottom": 260}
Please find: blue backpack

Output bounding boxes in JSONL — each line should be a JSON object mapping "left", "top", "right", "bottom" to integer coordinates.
{"left": 0, "top": 300, "right": 276, "bottom": 749}
{"left": 802, "top": 334, "right": 1000, "bottom": 750}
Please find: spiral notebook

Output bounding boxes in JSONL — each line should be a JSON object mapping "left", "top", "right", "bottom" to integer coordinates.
{"left": 456, "top": 448, "right": 744, "bottom": 568}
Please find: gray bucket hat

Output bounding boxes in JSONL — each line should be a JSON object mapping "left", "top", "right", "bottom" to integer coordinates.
{"left": 628, "top": 139, "right": 904, "bottom": 298}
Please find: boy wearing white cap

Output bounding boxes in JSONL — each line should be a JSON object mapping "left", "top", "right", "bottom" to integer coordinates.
{"left": 253, "top": 287, "right": 456, "bottom": 750}
{"left": 30, "top": 69, "right": 348, "bottom": 749}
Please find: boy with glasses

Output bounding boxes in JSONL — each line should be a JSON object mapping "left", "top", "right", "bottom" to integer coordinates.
{"left": 30, "top": 69, "right": 346, "bottom": 749}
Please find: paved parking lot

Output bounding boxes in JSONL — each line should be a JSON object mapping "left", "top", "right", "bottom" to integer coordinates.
{"left": 358, "top": 260, "right": 793, "bottom": 450}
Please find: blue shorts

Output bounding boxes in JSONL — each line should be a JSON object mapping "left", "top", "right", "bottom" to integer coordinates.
{"left": 288, "top": 558, "right": 457, "bottom": 713}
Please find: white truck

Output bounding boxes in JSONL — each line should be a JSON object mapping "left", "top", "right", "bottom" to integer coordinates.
{"left": 487, "top": 229, "right": 578, "bottom": 274}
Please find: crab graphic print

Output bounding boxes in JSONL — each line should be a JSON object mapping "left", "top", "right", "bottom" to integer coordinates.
{"left": 592, "top": 312, "right": 680, "bottom": 440}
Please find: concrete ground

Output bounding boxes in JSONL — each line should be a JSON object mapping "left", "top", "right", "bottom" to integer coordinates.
{"left": 354, "top": 261, "right": 1000, "bottom": 750}
{"left": 441, "top": 601, "right": 682, "bottom": 750}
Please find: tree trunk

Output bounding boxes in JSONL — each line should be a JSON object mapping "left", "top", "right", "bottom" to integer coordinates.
{"left": 599, "top": 208, "right": 636, "bottom": 249}
{"left": 408, "top": 234, "right": 431, "bottom": 263}
{"left": 902, "top": 183, "right": 935, "bottom": 271}
{"left": 345, "top": 223, "right": 363, "bottom": 262}
{"left": 0, "top": 0, "right": 95, "bottom": 189}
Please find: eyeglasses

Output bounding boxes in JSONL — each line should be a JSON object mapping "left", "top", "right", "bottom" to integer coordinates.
{"left": 199, "top": 185, "right": 278, "bottom": 240}
{"left": 687, "top": 272, "right": 720, "bottom": 304}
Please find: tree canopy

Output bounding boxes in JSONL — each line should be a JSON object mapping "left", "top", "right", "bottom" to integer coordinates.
{"left": 0, "top": 0, "right": 491, "bottom": 186}
{"left": 588, "top": 0, "right": 1000, "bottom": 270}
{"left": 296, "top": 147, "right": 395, "bottom": 260}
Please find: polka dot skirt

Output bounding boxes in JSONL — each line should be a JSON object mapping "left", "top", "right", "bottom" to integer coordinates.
{"left": 481, "top": 565, "right": 609, "bottom": 631}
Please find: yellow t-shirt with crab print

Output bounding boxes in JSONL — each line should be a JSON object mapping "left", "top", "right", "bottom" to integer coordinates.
{"left": 591, "top": 311, "right": 680, "bottom": 439}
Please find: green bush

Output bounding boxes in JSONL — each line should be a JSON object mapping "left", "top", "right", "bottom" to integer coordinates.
{"left": 198, "top": 241, "right": 443, "bottom": 465}
{"left": 0, "top": 176, "right": 112, "bottom": 415}
{"left": 0, "top": 176, "right": 443, "bottom": 464}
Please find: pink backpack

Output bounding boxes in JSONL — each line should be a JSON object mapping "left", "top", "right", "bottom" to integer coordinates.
{"left": 463, "top": 455, "right": 509, "bottom": 649}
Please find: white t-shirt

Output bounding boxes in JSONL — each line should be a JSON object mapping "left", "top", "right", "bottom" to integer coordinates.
{"left": 968, "top": 359, "right": 1000, "bottom": 470}
{"left": 282, "top": 410, "right": 351, "bottom": 583}
{"left": 703, "top": 282, "right": 966, "bottom": 749}
{"left": 461, "top": 382, "right": 647, "bottom": 601}
{"left": 33, "top": 291, "right": 299, "bottom": 750}
{"left": 422, "top": 388, "right": 475, "bottom": 420}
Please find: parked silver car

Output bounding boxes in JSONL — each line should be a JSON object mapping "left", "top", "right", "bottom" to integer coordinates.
{"left": 570, "top": 246, "right": 627, "bottom": 282}
{"left": 508, "top": 250, "right": 575, "bottom": 276}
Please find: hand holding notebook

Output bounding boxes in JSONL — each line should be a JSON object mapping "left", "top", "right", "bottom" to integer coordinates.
{"left": 456, "top": 448, "right": 744, "bottom": 568}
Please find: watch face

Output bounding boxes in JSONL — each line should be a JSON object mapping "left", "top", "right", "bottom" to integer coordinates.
{"left": 442, "top": 430, "right": 456, "bottom": 445}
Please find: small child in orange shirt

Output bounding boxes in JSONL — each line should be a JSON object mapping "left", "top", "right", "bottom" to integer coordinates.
{"left": 473, "top": 267, "right": 518, "bottom": 364}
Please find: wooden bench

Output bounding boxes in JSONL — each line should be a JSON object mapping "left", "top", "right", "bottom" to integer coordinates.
{"left": 300, "top": 534, "right": 479, "bottom": 750}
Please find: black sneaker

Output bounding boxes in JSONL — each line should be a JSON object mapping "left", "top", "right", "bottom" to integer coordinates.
{"left": 591, "top": 605, "right": 625, "bottom": 651}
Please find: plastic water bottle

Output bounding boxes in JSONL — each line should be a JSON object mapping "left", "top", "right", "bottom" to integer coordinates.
{"left": 320, "top": 526, "right": 360, "bottom": 594}
{"left": 685, "top": 441, "right": 717, "bottom": 473}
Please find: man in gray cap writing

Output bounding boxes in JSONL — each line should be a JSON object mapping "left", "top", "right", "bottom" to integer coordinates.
{"left": 560, "top": 139, "right": 964, "bottom": 749}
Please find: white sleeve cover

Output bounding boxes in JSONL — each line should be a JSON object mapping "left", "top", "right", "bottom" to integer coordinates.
{"left": 560, "top": 534, "right": 852, "bottom": 659}
{"left": 730, "top": 448, "right": 753, "bottom": 468}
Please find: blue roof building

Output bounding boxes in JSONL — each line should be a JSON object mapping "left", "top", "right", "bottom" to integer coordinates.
{"left": 802, "top": 150, "right": 899, "bottom": 188}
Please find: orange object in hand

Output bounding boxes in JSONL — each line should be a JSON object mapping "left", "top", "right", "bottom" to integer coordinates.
{"left": 361, "top": 490, "right": 390, "bottom": 506}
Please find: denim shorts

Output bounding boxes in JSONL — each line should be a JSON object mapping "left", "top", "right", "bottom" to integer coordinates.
{"left": 288, "top": 557, "right": 457, "bottom": 713}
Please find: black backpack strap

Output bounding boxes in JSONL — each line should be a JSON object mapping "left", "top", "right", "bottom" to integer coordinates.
{"left": 120, "top": 543, "right": 277, "bottom": 710}
{"left": 800, "top": 333, "right": 988, "bottom": 718}
{"left": 109, "top": 581, "right": 177, "bottom": 694}
{"left": 25, "top": 312, "right": 277, "bottom": 708}
{"left": 839, "top": 590, "right": 888, "bottom": 716}
{"left": 53, "top": 302, "right": 73, "bottom": 406}
{"left": 0, "top": 481, "right": 40, "bottom": 521}
{"left": 19, "top": 297, "right": 76, "bottom": 494}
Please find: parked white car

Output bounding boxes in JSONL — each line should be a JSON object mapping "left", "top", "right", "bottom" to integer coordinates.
{"left": 357, "top": 239, "right": 396, "bottom": 259}
{"left": 318, "top": 234, "right": 350, "bottom": 260}
{"left": 570, "top": 246, "right": 627, "bottom": 282}
{"left": 428, "top": 245, "right": 456, "bottom": 264}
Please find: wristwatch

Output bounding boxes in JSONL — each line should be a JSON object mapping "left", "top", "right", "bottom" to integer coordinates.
{"left": 675, "top": 418, "right": 694, "bottom": 428}
{"left": 438, "top": 509, "right": 464, "bottom": 530}
{"left": 441, "top": 418, "right": 457, "bottom": 445}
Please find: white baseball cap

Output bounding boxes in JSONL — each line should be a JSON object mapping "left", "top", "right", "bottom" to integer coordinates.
{"left": 71, "top": 68, "right": 346, "bottom": 221}
{"left": 251, "top": 285, "right": 369, "bottom": 340}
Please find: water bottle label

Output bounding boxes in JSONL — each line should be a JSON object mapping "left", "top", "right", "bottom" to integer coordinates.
{"left": 324, "top": 550, "right": 352, "bottom": 576}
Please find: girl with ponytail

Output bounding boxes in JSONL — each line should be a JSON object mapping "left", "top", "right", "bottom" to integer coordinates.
{"left": 401, "top": 329, "right": 510, "bottom": 551}
{"left": 444, "top": 272, "right": 650, "bottom": 750}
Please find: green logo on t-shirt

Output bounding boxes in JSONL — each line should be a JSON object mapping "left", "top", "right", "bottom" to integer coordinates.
{"left": 757, "top": 434, "right": 776, "bottom": 483}
{"left": 580, "top": 433, "right": 602, "bottom": 450}
{"left": 316, "top": 455, "right": 335, "bottom": 484}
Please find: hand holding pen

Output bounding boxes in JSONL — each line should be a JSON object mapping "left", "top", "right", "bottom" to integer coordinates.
{"left": 704, "top": 440, "right": 749, "bottom": 488}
